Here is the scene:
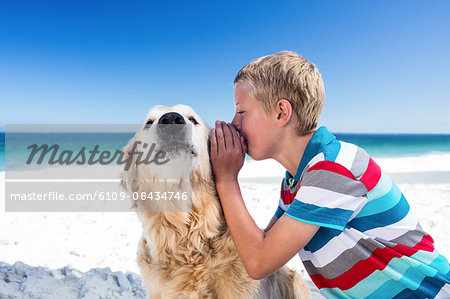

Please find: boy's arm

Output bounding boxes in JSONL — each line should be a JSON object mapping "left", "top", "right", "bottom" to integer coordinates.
{"left": 217, "top": 180, "right": 319, "bottom": 280}
{"left": 210, "top": 121, "right": 319, "bottom": 279}
{"left": 263, "top": 215, "right": 278, "bottom": 233}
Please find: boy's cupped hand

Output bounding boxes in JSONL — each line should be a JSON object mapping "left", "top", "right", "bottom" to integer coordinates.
{"left": 210, "top": 120, "right": 247, "bottom": 184}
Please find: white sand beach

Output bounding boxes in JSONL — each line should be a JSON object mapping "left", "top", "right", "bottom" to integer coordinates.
{"left": 1, "top": 153, "right": 449, "bottom": 298}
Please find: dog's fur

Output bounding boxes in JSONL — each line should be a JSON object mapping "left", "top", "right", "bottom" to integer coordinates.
{"left": 121, "top": 105, "right": 310, "bottom": 298}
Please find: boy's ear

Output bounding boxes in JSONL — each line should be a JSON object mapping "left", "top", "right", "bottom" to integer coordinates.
{"left": 275, "top": 99, "right": 293, "bottom": 126}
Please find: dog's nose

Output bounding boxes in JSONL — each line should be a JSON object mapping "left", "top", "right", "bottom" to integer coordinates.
{"left": 158, "top": 112, "right": 186, "bottom": 125}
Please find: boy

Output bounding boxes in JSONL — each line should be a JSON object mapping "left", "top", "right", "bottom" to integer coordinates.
{"left": 209, "top": 51, "right": 450, "bottom": 298}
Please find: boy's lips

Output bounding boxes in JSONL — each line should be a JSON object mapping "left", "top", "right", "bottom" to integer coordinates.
{"left": 237, "top": 130, "right": 247, "bottom": 142}
{"left": 241, "top": 134, "right": 249, "bottom": 147}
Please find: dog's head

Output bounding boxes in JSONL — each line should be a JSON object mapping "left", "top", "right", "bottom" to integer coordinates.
{"left": 121, "top": 104, "right": 213, "bottom": 212}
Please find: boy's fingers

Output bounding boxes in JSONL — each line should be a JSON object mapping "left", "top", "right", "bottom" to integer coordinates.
{"left": 215, "top": 121, "right": 226, "bottom": 152}
{"left": 228, "top": 124, "right": 241, "bottom": 151}
{"left": 221, "top": 122, "right": 234, "bottom": 149}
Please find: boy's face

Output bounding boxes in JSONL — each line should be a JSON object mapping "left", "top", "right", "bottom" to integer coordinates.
{"left": 231, "top": 82, "right": 278, "bottom": 160}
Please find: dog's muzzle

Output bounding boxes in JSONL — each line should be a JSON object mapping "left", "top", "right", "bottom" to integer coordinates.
{"left": 156, "top": 113, "right": 196, "bottom": 158}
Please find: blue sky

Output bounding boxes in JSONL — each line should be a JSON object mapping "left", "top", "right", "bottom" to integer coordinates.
{"left": 0, "top": 0, "right": 449, "bottom": 133}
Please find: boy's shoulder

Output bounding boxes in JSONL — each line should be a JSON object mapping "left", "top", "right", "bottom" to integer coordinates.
{"left": 301, "top": 139, "right": 371, "bottom": 179}
{"left": 281, "top": 127, "right": 383, "bottom": 197}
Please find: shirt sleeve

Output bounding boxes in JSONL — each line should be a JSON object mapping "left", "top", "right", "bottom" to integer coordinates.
{"left": 274, "top": 178, "right": 288, "bottom": 219}
{"left": 275, "top": 199, "right": 287, "bottom": 219}
{"left": 284, "top": 160, "right": 367, "bottom": 230}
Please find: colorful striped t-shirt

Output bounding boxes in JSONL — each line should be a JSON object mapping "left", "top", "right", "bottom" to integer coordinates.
{"left": 275, "top": 126, "right": 450, "bottom": 298}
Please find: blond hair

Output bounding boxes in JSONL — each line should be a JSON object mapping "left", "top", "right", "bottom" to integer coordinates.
{"left": 234, "top": 51, "right": 325, "bottom": 135}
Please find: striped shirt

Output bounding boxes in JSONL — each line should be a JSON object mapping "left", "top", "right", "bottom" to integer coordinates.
{"left": 275, "top": 126, "right": 450, "bottom": 298}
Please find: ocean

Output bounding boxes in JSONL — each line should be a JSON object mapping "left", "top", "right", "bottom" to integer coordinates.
{"left": 1, "top": 131, "right": 450, "bottom": 171}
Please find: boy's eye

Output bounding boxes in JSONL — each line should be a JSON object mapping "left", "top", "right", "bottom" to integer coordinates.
{"left": 237, "top": 111, "right": 244, "bottom": 114}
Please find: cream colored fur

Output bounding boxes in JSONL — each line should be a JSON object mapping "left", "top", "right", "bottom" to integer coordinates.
{"left": 121, "top": 105, "right": 310, "bottom": 299}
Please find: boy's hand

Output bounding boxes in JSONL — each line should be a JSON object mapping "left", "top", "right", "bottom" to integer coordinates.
{"left": 210, "top": 120, "right": 247, "bottom": 185}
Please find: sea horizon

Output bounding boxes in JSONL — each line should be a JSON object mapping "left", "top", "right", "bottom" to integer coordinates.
{"left": 1, "top": 131, "right": 450, "bottom": 171}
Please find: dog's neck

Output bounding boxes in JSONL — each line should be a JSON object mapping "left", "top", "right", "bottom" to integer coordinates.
{"left": 138, "top": 170, "right": 228, "bottom": 265}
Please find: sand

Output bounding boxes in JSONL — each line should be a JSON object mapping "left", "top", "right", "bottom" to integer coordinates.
{"left": 0, "top": 153, "right": 449, "bottom": 298}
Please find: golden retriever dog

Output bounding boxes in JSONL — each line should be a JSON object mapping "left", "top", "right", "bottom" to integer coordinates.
{"left": 121, "top": 105, "right": 310, "bottom": 299}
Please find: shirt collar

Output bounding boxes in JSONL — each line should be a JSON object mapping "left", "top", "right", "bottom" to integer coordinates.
{"left": 285, "top": 126, "right": 336, "bottom": 187}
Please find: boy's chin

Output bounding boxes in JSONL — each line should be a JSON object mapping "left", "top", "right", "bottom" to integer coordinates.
{"left": 247, "top": 150, "right": 267, "bottom": 161}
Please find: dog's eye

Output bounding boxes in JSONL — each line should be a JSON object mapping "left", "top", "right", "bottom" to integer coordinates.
{"left": 145, "top": 119, "right": 154, "bottom": 128}
{"left": 188, "top": 117, "right": 199, "bottom": 125}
